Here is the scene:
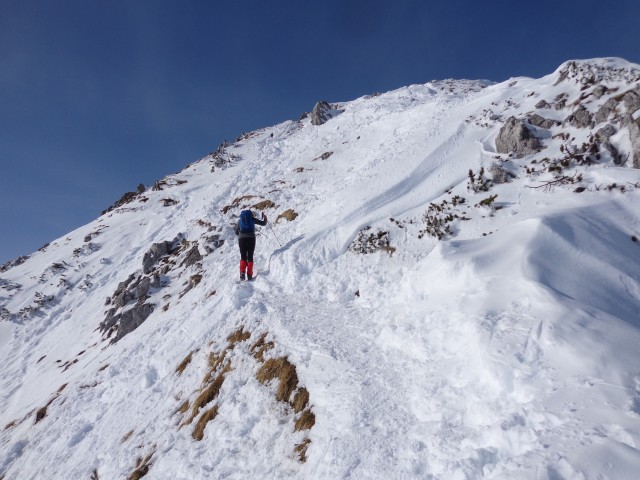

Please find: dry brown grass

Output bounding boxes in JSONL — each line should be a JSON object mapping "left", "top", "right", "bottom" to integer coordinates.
{"left": 121, "top": 430, "right": 134, "bottom": 443}
{"left": 252, "top": 200, "right": 275, "bottom": 210}
{"left": 291, "top": 388, "right": 309, "bottom": 413}
{"left": 129, "top": 452, "right": 153, "bottom": 480}
{"left": 176, "top": 400, "right": 190, "bottom": 415}
{"left": 192, "top": 405, "right": 219, "bottom": 441}
{"left": 190, "top": 274, "right": 202, "bottom": 285}
{"left": 256, "top": 357, "right": 299, "bottom": 403}
{"left": 4, "top": 420, "right": 17, "bottom": 430}
{"left": 187, "top": 367, "right": 228, "bottom": 425}
{"left": 295, "top": 410, "right": 316, "bottom": 431}
{"left": 250, "top": 333, "right": 274, "bottom": 362}
{"left": 34, "top": 405, "right": 48, "bottom": 424}
{"left": 221, "top": 195, "right": 256, "bottom": 213}
{"left": 207, "top": 350, "right": 227, "bottom": 376}
{"left": 294, "top": 438, "right": 311, "bottom": 463}
{"left": 227, "top": 327, "right": 251, "bottom": 344}
{"left": 175, "top": 350, "right": 196, "bottom": 375}
{"left": 276, "top": 209, "right": 299, "bottom": 223}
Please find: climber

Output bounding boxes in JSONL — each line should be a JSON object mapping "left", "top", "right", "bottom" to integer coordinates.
{"left": 235, "top": 209, "right": 267, "bottom": 280}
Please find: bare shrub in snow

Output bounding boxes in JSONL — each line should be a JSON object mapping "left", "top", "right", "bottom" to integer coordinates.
{"left": 350, "top": 228, "right": 395, "bottom": 255}
{"left": 467, "top": 168, "right": 492, "bottom": 192}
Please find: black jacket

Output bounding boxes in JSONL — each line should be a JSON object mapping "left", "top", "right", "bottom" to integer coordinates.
{"left": 235, "top": 214, "right": 267, "bottom": 239}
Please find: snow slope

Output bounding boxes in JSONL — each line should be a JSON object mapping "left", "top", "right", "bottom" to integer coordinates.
{"left": 1, "top": 58, "right": 640, "bottom": 480}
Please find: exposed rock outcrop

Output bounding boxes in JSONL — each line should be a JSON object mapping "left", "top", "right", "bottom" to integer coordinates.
{"left": 625, "top": 117, "right": 640, "bottom": 168}
{"left": 622, "top": 90, "right": 640, "bottom": 114}
{"left": 143, "top": 240, "right": 178, "bottom": 274}
{"left": 495, "top": 117, "right": 542, "bottom": 157}
{"left": 594, "top": 97, "right": 619, "bottom": 124}
{"left": 565, "top": 106, "right": 594, "bottom": 129}
{"left": 528, "top": 114, "right": 559, "bottom": 129}
{"left": 181, "top": 245, "right": 202, "bottom": 268}
{"left": 310, "top": 101, "right": 342, "bottom": 126}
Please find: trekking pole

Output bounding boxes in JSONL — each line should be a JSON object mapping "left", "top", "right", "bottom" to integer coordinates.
{"left": 268, "top": 222, "right": 283, "bottom": 247}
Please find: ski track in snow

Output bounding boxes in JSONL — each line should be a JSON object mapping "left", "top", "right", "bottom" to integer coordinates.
{"left": 2, "top": 58, "right": 640, "bottom": 479}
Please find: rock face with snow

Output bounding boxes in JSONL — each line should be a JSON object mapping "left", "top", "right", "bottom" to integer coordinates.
{"left": 495, "top": 116, "right": 541, "bottom": 157}
{"left": 2, "top": 58, "right": 640, "bottom": 480}
{"left": 565, "top": 105, "right": 594, "bottom": 128}
{"left": 310, "top": 100, "right": 340, "bottom": 125}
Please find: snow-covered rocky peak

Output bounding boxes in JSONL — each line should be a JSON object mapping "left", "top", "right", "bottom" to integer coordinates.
{"left": 1, "top": 58, "right": 640, "bottom": 479}
{"left": 553, "top": 57, "right": 640, "bottom": 86}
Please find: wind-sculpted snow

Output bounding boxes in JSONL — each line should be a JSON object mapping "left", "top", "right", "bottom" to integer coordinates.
{"left": 1, "top": 58, "right": 640, "bottom": 479}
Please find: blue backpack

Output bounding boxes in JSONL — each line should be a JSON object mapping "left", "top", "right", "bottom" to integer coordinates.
{"left": 239, "top": 210, "right": 255, "bottom": 233}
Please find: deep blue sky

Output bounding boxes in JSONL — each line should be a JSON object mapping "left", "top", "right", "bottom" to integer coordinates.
{"left": 1, "top": 0, "right": 639, "bottom": 264}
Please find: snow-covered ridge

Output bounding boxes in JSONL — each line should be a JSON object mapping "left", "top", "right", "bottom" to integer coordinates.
{"left": 1, "top": 58, "right": 640, "bottom": 479}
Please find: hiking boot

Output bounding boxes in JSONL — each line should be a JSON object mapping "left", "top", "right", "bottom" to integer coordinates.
{"left": 240, "top": 272, "right": 246, "bottom": 281}
{"left": 247, "top": 274, "right": 253, "bottom": 281}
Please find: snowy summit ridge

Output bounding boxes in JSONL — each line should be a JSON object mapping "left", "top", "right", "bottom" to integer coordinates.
{"left": 2, "top": 58, "right": 640, "bottom": 479}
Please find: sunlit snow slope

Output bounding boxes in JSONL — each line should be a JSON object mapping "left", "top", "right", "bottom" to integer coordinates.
{"left": 2, "top": 58, "right": 640, "bottom": 480}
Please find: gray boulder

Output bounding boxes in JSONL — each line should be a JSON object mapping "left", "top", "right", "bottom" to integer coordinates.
{"left": 594, "top": 97, "right": 618, "bottom": 124}
{"left": 592, "top": 85, "right": 608, "bottom": 99}
{"left": 622, "top": 90, "right": 640, "bottom": 114}
{"left": 626, "top": 118, "right": 640, "bottom": 168}
{"left": 142, "top": 241, "right": 174, "bottom": 274}
{"left": 595, "top": 124, "right": 617, "bottom": 142}
{"left": 595, "top": 124, "right": 621, "bottom": 164}
{"left": 135, "top": 276, "right": 151, "bottom": 302}
{"left": 113, "top": 303, "right": 154, "bottom": 342}
{"left": 565, "top": 106, "right": 593, "bottom": 128}
{"left": 181, "top": 245, "right": 202, "bottom": 268}
{"left": 150, "top": 273, "right": 161, "bottom": 289}
{"left": 495, "top": 117, "right": 542, "bottom": 157}
{"left": 528, "top": 114, "right": 558, "bottom": 129}
{"left": 535, "top": 99, "right": 551, "bottom": 109}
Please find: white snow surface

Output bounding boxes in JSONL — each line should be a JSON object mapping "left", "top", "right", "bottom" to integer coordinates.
{"left": 2, "top": 58, "right": 640, "bottom": 479}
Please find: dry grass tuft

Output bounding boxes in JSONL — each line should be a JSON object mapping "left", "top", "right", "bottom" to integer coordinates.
{"left": 4, "top": 420, "right": 17, "bottom": 430}
{"left": 294, "top": 438, "right": 311, "bottom": 462}
{"left": 207, "top": 350, "right": 228, "bottom": 376}
{"left": 276, "top": 209, "right": 299, "bottom": 223}
{"left": 176, "top": 400, "right": 190, "bottom": 415}
{"left": 121, "top": 430, "right": 134, "bottom": 443}
{"left": 129, "top": 452, "right": 154, "bottom": 480}
{"left": 188, "top": 367, "right": 228, "bottom": 424}
{"left": 291, "top": 388, "right": 309, "bottom": 413}
{"left": 90, "top": 468, "right": 99, "bottom": 480}
{"left": 252, "top": 200, "right": 275, "bottom": 210}
{"left": 227, "top": 327, "right": 251, "bottom": 344}
{"left": 192, "top": 405, "right": 219, "bottom": 441}
{"left": 250, "top": 333, "right": 274, "bottom": 363}
{"left": 294, "top": 410, "right": 316, "bottom": 431}
{"left": 98, "top": 363, "right": 109, "bottom": 372}
{"left": 256, "top": 357, "right": 299, "bottom": 403}
{"left": 175, "top": 351, "right": 196, "bottom": 375}
{"left": 221, "top": 195, "right": 255, "bottom": 213}
{"left": 35, "top": 406, "right": 48, "bottom": 424}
